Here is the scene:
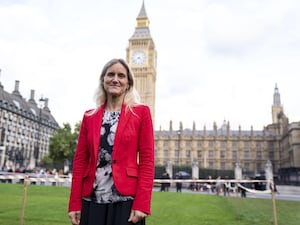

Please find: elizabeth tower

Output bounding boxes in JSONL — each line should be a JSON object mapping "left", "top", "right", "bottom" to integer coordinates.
{"left": 126, "top": 2, "right": 157, "bottom": 123}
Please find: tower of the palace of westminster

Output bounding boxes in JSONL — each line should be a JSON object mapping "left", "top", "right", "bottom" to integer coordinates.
{"left": 127, "top": 2, "right": 300, "bottom": 179}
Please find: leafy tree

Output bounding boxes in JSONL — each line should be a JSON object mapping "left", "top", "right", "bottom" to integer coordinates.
{"left": 47, "top": 122, "right": 80, "bottom": 165}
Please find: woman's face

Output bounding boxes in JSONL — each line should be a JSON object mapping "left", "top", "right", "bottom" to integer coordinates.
{"left": 103, "top": 62, "right": 129, "bottom": 99}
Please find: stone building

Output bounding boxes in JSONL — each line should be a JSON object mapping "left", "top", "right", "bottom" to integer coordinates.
{"left": 0, "top": 79, "right": 59, "bottom": 170}
{"left": 153, "top": 85, "right": 300, "bottom": 181}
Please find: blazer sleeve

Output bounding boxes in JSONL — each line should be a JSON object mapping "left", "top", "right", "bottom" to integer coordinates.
{"left": 68, "top": 113, "right": 90, "bottom": 212}
{"left": 131, "top": 106, "right": 155, "bottom": 214}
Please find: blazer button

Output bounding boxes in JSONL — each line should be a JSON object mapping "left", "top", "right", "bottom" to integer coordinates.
{"left": 112, "top": 160, "right": 117, "bottom": 164}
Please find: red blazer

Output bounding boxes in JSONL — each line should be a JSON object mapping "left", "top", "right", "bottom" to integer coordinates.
{"left": 68, "top": 103, "right": 154, "bottom": 214}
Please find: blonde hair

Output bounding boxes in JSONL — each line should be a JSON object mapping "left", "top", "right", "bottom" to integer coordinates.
{"left": 91, "top": 58, "right": 141, "bottom": 114}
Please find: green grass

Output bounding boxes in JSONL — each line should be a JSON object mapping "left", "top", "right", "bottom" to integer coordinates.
{"left": 0, "top": 183, "right": 299, "bottom": 225}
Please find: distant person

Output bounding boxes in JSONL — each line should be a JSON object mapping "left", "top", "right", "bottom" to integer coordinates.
{"left": 206, "top": 175, "right": 213, "bottom": 194}
{"left": 176, "top": 172, "right": 182, "bottom": 192}
{"left": 223, "top": 176, "right": 230, "bottom": 196}
{"left": 160, "top": 170, "right": 170, "bottom": 192}
{"left": 215, "top": 176, "right": 222, "bottom": 196}
{"left": 68, "top": 58, "right": 155, "bottom": 225}
{"left": 160, "top": 171, "right": 166, "bottom": 192}
{"left": 240, "top": 178, "right": 248, "bottom": 198}
{"left": 240, "top": 185, "right": 247, "bottom": 198}
{"left": 273, "top": 183, "right": 280, "bottom": 194}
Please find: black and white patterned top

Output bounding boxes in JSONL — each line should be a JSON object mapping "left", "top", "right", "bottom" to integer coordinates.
{"left": 91, "top": 110, "right": 133, "bottom": 204}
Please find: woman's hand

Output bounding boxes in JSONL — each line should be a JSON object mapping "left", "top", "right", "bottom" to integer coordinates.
{"left": 68, "top": 211, "right": 81, "bottom": 225}
{"left": 128, "top": 210, "right": 148, "bottom": 224}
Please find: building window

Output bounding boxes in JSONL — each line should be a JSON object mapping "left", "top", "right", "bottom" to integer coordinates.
{"left": 256, "top": 163, "right": 262, "bottom": 172}
{"left": 256, "top": 151, "right": 262, "bottom": 159}
{"left": 208, "top": 150, "right": 214, "bottom": 159}
{"left": 232, "top": 151, "right": 237, "bottom": 160}
{"left": 244, "top": 142, "right": 250, "bottom": 149}
{"left": 154, "top": 149, "right": 158, "bottom": 158}
{"left": 268, "top": 142, "right": 274, "bottom": 148}
{"left": 244, "top": 163, "right": 250, "bottom": 170}
{"left": 220, "top": 162, "right": 226, "bottom": 170}
{"left": 244, "top": 151, "right": 250, "bottom": 159}
{"left": 269, "top": 151, "right": 274, "bottom": 160}
{"left": 208, "top": 141, "right": 214, "bottom": 148}
{"left": 220, "top": 141, "right": 226, "bottom": 149}
{"left": 256, "top": 142, "right": 262, "bottom": 149}
{"left": 175, "top": 150, "right": 179, "bottom": 159}
{"left": 186, "top": 150, "right": 190, "bottom": 158}
{"left": 164, "top": 150, "right": 168, "bottom": 158}
{"left": 197, "top": 142, "right": 202, "bottom": 148}
{"left": 197, "top": 150, "right": 201, "bottom": 158}
{"left": 220, "top": 151, "right": 225, "bottom": 159}
{"left": 232, "top": 142, "right": 238, "bottom": 150}
{"left": 232, "top": 162, "right": 236, "bottom": 168}
{"left": 208, "top": 162, "right": 214, "bottom": 168}
{"left": 163, "top": 141, "right": 168, "bottom": 147}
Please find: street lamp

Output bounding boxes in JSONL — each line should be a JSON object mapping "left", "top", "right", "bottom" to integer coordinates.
{"left": 34, "top": 97, "right": 46, "bottom": 167}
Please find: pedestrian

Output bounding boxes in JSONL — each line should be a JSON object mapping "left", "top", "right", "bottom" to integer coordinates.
{"left": 215, "top": 176, "right": 222, "bottom": 196}
{"left": 68, "top": 58, "right": 155, "bottom": 225}
{"left": 240, "top": 182, "right": 247, "bottom": 198}
{"left": 165, "top": 172, "right": 171, "bottom": 192}
{"left": 160, "top": 170, "right": 170, "bottom": 192}
{"left": 223, "top": 176, "right": 230, "bottom": 196}
{"left": 176, "top": 172, "right": 182, "bottom": 192}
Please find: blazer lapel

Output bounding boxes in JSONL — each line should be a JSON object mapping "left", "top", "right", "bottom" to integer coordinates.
{"left": 114, "top": 104, "right": 131, "bottom": 147}
{"left": 92, "top": 106, "right": 105, "bottom": 160}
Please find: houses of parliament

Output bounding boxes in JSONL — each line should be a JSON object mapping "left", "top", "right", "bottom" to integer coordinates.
{"left": 0, "top": 2, "right": 299, "bottom": 183}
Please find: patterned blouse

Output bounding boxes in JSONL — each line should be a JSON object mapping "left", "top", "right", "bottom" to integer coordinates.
{"left": 91, "top": 110, "right": 133, "bottom": 204}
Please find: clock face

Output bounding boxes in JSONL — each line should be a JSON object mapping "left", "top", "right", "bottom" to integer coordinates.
{"left": 132, "top": 50, "right": 146, "bottom": 65}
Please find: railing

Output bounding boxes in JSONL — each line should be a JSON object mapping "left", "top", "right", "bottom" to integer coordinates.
{"left": 0, "top": 171, "right": 71, "bottom": 186}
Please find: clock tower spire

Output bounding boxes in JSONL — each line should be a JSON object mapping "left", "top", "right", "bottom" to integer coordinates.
{"left": 272, "top": 84, "right": 284, "bottom": 124}
{"left": 126, "top": 1, "right": 157, "bottom": 123}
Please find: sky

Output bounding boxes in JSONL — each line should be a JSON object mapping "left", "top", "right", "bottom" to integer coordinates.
{"left": 0, "top": 0, "right": 299, "bottom": 131}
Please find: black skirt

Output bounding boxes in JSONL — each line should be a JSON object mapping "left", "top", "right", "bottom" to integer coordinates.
{"left": 80, "top": 199, "right": 146, "bottom": 225}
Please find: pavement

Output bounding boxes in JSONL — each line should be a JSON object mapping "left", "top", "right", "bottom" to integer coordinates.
{"left": 153, "top": 185, "right": 300, "bottom": 201}
{"left": 276, "top": 185, "right": 300, "bottom": 195}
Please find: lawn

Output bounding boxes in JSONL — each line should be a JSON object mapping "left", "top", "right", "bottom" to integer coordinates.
{"left": 0, "top": 183, "right": 299, "bottom": 225}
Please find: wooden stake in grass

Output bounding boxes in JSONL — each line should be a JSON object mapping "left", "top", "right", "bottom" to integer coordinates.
{"left": 19, "top": 175, "right": 29, "bottom": 225}
{"left": 236, "top": 183, "right": 241, "bottom": 220}
{"left": 270, "top": 182, "right": 278, "bottom": 225}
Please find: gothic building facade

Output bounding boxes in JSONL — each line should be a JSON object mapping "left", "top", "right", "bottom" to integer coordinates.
{"left": 0, "top": 79, "right": 59, "bottom": 170}
{"left": 154, "top": 85, "right": 300, "bottom": 179}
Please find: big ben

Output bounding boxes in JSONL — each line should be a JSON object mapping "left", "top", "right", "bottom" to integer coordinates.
{"left": 126, "top": 1, "right": 157, "bottom": 123}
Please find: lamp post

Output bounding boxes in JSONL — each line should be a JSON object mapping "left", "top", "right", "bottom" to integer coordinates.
{"left": 34, "top": 97, "right": 45, "bottom": 167}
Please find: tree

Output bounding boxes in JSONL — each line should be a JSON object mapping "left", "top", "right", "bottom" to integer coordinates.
{"left": 46, "top": 122, "right": 80, "bottom": 167}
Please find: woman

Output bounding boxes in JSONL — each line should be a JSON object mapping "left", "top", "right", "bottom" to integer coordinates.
{"left": 68, "top": 58, "right": 154, "bottom": 225}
